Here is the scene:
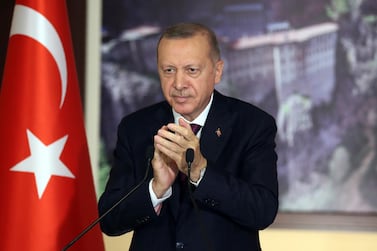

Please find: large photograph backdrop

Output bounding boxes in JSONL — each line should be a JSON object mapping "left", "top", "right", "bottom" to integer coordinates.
{"left": 100, "top": 0, "right": 377, "bottom": 216}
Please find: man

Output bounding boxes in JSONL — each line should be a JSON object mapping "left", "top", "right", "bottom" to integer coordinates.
{"left": 98, "top": 23, "right": 278, "bottom": 251}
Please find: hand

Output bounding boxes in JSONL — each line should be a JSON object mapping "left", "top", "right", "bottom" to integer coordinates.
{"left": 151, "top": 125, "right": 179, "bottom": 198}
{"left": 176, "top": 119, "right": 207, "bottom": 182}
{"left": 154, "top": 119, "right": 207, "bottom": 184}
{"left": 151, "top": 146, "right": 178, "bottom": 198}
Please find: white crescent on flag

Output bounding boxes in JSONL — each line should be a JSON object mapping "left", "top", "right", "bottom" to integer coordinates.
{"left": 10, "top": 4, "right": 67, "bottom": 109}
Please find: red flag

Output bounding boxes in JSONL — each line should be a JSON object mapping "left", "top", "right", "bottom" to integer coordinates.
{"left": 0, "top": 1, "right": 105, "bottom": 250}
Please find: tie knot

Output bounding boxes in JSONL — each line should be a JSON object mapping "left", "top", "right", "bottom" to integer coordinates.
{"left": 190, "top": 124, "right": 201, "bottom": 135}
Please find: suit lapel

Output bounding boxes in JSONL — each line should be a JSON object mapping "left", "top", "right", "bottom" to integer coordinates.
{"left": 201, "top": 91, "right": 236, "bottom": 165}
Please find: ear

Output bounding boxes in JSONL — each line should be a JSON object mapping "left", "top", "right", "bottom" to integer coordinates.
{"left": 214, "top": 60, "right": 224, "bottom": 85}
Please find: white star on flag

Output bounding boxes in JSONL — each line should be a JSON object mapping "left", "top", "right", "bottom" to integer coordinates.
{"left": 10, "top": 129, "right": 75, "bottom": 199}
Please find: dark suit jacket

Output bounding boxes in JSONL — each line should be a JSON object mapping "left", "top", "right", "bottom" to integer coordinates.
{"left": 98, "top": 91, "right": 278, "bottom": 251}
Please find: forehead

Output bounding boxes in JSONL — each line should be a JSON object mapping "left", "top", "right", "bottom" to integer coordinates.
{"left": 158, "top": 34, "right": 211, "bottom": 59}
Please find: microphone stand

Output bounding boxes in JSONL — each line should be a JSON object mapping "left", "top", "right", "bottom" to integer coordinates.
{"left": 62, "top": 147, "right": 153, "bottom": 251}
{"left": 186, "top": 148, "right": 198, "bottom": 210}
{"left": 185, "top": 148, "right": 214, "bottom": 251}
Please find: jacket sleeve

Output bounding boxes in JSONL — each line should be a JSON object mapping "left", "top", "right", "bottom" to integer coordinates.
{"left": 97, "top": 118, "right": 158, "bottom": 236}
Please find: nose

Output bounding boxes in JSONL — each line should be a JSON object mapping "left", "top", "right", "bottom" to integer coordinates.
{"left": 173, "top": 70, "right": 185, "bottom": 90}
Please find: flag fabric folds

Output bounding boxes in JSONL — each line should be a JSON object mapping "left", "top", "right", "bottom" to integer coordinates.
{"left": 0, "top": 0, "right": 105, "bottom": 250}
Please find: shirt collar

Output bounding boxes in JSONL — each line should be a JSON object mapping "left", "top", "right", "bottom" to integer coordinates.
{"left": 172, "top": 93, "right": 213, "bottom": 127}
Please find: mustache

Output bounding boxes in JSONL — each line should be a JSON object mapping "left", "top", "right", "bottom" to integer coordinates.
{"left": 171, "top": 90, "right": 191, "bottom": 97}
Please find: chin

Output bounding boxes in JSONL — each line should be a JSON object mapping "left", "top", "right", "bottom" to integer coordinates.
{"left": 173, "top": 107, "right": 188, "bottom": 114}
{"left": 173, "top": 106, "right": 192, "bottom": 116}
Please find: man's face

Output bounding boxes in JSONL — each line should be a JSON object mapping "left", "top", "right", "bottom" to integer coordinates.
{"left": 157, "top": 34, "right": 224, "bottom": 121}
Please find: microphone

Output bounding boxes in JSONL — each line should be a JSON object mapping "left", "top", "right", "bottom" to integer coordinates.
{"left": 185, "top": 148, "right": 196, "bottom": 206}
{"left": 186, "top": 148, "right": 194, "bottom": 166}
{"left": 61, "top": 146, "right": 154, "bottom": 251}
{"left": 185, "top": 148, "right": 194, "bottom": 185}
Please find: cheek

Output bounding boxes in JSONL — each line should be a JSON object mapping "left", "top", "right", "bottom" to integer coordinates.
{"left": 196, "top": 78, "right": 215, "bottom": 95}
{"left": 160, "top": 78, "right": 171, "bottom": 91}
{"left": 160, "top": 81, "right": 175, "bottom": 102}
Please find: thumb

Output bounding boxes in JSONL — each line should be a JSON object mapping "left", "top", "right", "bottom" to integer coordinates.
{"left": 178, "top": 118, "right": 191, "bottom": 129}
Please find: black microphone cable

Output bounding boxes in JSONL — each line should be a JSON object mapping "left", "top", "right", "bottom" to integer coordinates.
{"left": 61, "top": 146, "right": 154, "bottom": 251}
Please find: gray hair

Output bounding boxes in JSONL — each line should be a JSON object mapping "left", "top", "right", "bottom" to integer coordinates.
{"left": 157, "top": 23, "right": 221, "bottom": 62}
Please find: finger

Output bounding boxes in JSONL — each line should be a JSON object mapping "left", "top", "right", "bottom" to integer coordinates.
{"left": 152, "top": 146, "right": 164, "bottom": 163}
{"left": 155, "top": 141, "right": 182, "bottom": 164}
{"left": 157, "top": 127, "right": 177, "bottom": 142}
{"left": 155, "top": 133, "right": 187, "bottom": 165}
{"left": 178, "top": 118, "right": 191, "bottom": 129}
{"left": 155, "top": 131, "right": 181, "bottom": 151}
{"left": 157, "top": 128, "right": 190, "bottom": 149}
{"left": 166, "top": 123, "right": 192, "bottom": 140}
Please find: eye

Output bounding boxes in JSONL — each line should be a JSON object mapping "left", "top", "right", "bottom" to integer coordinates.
{"left": 162, "top": 67, "right": 176, "bottom": 75}
{"left": 186, "top": 67, "right": 200, "bottom": 76}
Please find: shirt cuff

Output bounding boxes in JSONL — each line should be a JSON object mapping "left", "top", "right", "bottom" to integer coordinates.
{"left": 189, "top": 167, "right": 206, "bottom": 186}
{"left": 149, "top": 178, "right": 172, "bottom": 208}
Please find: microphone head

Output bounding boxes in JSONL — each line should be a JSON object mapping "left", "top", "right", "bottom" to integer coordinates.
{"left": 186, "top": 148, "right": 194, "bottom": 163}
{"left": 146, "top": 146, "right": 154, "bottom": 160}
